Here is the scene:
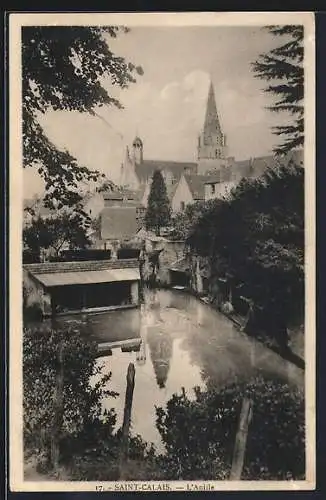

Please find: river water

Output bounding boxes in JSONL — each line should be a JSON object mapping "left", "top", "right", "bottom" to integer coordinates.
{"left": 58, "top": 288, "right": 304, "bottom": 451}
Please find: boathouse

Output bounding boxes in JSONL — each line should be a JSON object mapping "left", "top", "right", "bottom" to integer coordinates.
{"left": 23, "top": 259, "right": 140, "bottom": 316}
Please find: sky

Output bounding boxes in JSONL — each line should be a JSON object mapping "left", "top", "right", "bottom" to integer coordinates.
{"left": 24, "top": 25, "right": 287, "bottom": 198}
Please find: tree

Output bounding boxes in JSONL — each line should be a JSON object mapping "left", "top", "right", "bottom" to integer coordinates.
{"left": 156, "top": 377, "right": 305, "bottom": 480}
{"left": 22, "top": 26, "right": 143, "bottom": 209}
{"left": 170, "top": 200, "right": 218, "bottom": 240}
{"left": 23, "top": 325, "right": 117, "bottom": 470}
{"left": 145, "top": 170, "right": 171, "bottom": 235}
{"left": 23, "top": 212, "right": 91, "bottom": 258}
{"left": 252, "top": 25, "right": 304, "bottom": 154}
{"left": 187, "top": 160, "right": 304, "bottom": 344}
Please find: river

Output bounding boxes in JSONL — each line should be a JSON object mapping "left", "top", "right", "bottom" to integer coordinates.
{"left": 58, "top": 288, "right": 304, "bottom": 452}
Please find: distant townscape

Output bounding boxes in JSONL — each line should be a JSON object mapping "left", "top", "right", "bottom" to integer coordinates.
{"left": 23, "top": 81, "right": 303, "bottom": 256}
{"left": 19, "top": 20, "right": 308, "bottom": 486}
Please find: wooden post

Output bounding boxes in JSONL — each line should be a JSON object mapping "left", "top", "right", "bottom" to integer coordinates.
{"left": 51, "top": 341, "right": 64, "bottom": 471}
{"left": 119, "top": 363, "right": 136, "bottom": 479}
{"left": 230, "top": 397, "right": 253, "bottom": 480}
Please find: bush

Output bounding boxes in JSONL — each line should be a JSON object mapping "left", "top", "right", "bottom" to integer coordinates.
{"left": 156, "top": 377, "right": 305, "bottom": 480}
{"left": 23, "top": 249, "right": 40, "bottom": 264}
{"left": 23, "top": 326, "right": 117, "bottom": 468}
{"left": 23, "top": 302, "right": 44, "bottom": 322}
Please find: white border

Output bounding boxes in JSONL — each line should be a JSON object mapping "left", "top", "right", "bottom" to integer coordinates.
{"left": 9, "top": 11, "right": 316, "bottom": 492}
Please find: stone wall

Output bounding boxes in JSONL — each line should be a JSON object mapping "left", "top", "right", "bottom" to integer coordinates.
{"left": 23, "top": 269, "right": 52, "bottom": 315}
{"left": 158, "top": 240, "right": 185, "bottom": 285}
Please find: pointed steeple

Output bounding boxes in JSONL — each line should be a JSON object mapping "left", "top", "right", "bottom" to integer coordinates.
{"left": 203, "top": 81, "right": 222, "bottom": 142}
{"left": 197, "top": 80, "right": 229, "bottom": 173}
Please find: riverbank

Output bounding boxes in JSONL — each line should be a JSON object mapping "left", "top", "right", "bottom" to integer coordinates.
{"left": 23, "top": 287, "right": 304, "bottom": 481}
{"left": 163, "top": 283, "right": 305, "bottom": 369}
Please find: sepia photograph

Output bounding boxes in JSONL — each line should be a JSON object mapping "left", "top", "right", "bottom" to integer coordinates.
{"left": 9, "top": 12, "right": 315, "bottom": 492}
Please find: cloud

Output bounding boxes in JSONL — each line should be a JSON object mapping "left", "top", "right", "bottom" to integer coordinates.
{"left": 37, "top": 67, "right": 272, "bottom": 190}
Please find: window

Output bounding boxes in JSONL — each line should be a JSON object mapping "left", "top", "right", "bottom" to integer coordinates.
{"left": 211, "top": 184, "right": 216, "bottom": 195}
{"left": 180, "top": 201, "right": 185, "bottom": 211}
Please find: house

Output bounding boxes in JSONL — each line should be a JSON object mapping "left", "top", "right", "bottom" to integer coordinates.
{"left": 23, "top": 258, "right": 141, "bottom": 316}
{"left": 203, "top": 150, "right": 303, "bottom": 202}
{"left": 121, "top": 136, "right": 198, "bottom": 193}
{"left": 170, "top": 174, "right": 210, "bottom": 212}
{"left": 100, "top": 206, "right": 142, "bottom": 242}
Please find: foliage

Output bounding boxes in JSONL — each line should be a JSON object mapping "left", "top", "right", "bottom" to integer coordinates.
{"left": 156, "top": 377, "right": 305, "bottom": 480}
{"left": 96, "top": 179, "right": 116, "bottom": 193}
{"left": 22, "top": 26, "right": 143, "bottom": 209}
{"left": 68, "top": 432, "right": 157, "bottom": 481}
{"left": 171, "top": 200, "right": 219, "bottom": 240}
{"left": 252, "top": 25, "right": 304, "bottom": 154}
{"left": 145, "top": 170, "right": 171, "bottom": 235}
{"left": 23, "top": 211, "right": 92, "bottom": 257}
{"left": 23, "top": 326, "right": 118, "bottom": 466}
{"left": 187, "top": 161, "right": 304, "bottom": 335}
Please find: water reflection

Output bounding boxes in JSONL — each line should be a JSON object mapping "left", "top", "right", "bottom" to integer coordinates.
{"left": 146, "top": 290, "right": 173, "bottom": 389}
{"left": 56, "top": 289, "right": 304, "bottom": 449}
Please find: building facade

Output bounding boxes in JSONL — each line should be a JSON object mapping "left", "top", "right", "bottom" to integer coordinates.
{"left": 118, "top": 80, "right": 287, "bottom": 214}
{"left": 24, "top": 259, "right": 141, "bottom": 316}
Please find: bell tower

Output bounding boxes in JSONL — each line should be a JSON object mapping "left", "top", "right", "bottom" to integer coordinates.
{"left": 197, "top": 81, "right": 228, "bottom": 174}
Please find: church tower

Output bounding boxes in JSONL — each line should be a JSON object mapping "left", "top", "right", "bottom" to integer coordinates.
{"left": 197, "top": 81, "right": 228, "bottom": 174}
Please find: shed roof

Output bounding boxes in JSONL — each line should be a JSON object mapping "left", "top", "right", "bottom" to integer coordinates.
{"left": 32, "top": 268, "right": 140, "bottom": 287}
{"left": 24, "top": 259, "right": 139, "bottom": 274}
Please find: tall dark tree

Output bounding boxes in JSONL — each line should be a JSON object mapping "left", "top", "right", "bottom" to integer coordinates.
{"left": 187, "top": 160, "right": 304, "bottom": 344}
{"left": 22, "top": 26, "right": 143, "bottom": 209}
{"left": 252, "top": 25, "right": 304, "bottom": 154}
{"left": 145, "top": 170, "right": 171, "bottom": 235}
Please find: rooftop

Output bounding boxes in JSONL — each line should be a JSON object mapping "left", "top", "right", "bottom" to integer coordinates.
{"left": 135, "top": 159, "right": 197, "bottom": 182}
{"left": 184, "top": 174, "right": 212, "bottom": 200}
{"left": 101, "top": 206, "right": 141, "bottom": 240}
{"left": 24, "top": 259, "right": 139, "bottom": 275}
{"left": 204, "top": 151, "right": 303, "bottom": 185}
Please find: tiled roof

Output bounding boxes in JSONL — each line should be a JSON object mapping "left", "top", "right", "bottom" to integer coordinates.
{"left": 204, "top": 168, "right": 233, "bottom": 184}
{"left": 24, "top": 259, "right": 139, "bottom": 275}
{"left": 103, "top": 185, "right": 145, "bottom": 206}
{"left": 203, "top": 153, "right": 296, "bottom": 185}
{"left": 184, "top": 174, "right": 210, "bottom": 200}
{"left": 135, "top": 160, "right": 197, "bottom": 182}
{"left": 101, "top": 206, "right": 140, "bottom": 240}
{"left": 166, "top": 183, "right": 178, "bottom": 202}
{"left": 32, "top": 268, "right": 140, "bottom": 287}
{"left": 103, "top": 192, "right": 124, "bottom": 201}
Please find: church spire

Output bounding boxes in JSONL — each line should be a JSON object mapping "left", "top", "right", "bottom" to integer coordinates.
{"left": 197, "top": 80, "right": 228, "bottom": 173}
{"left": 203, "top": 81, "right": 222, "bottom": 141}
